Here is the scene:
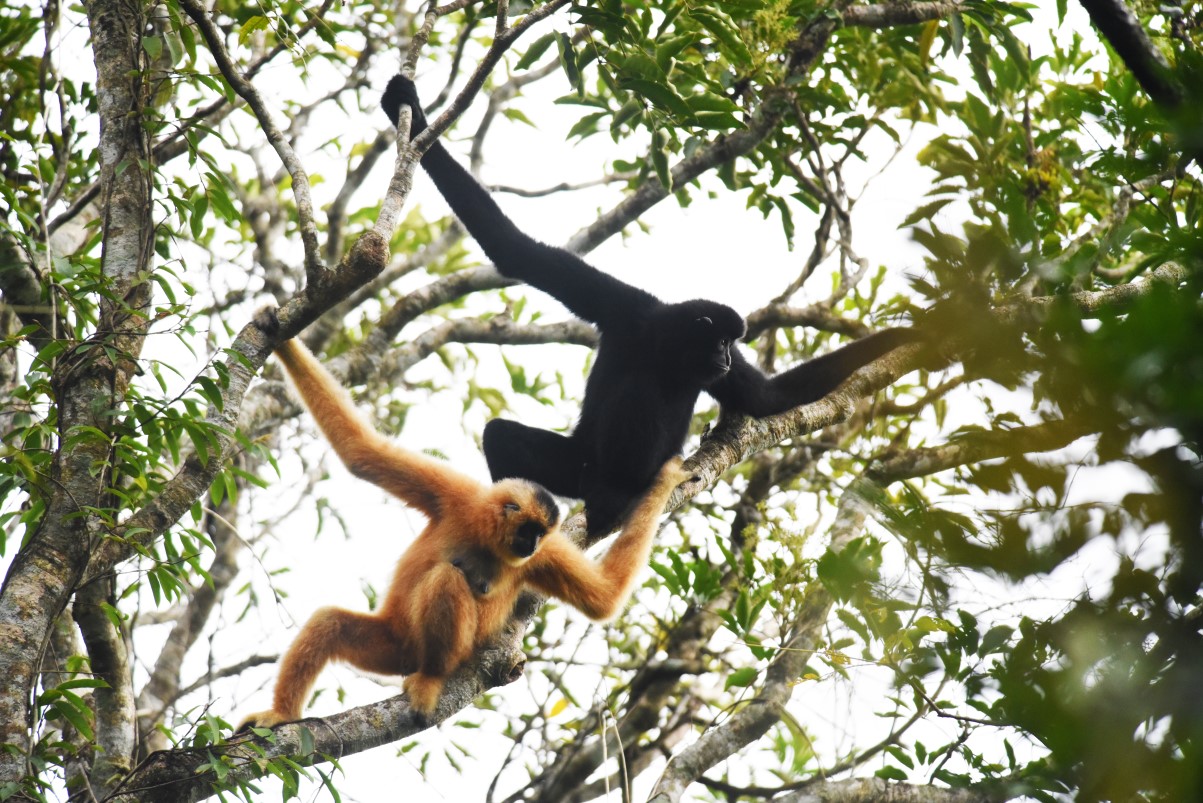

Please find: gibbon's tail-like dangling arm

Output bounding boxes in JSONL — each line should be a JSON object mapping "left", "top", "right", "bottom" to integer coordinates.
{"left": 706, "top": 327, "right": 921, "bottom": 417}
{"left": 380, "top": 75, "right": 658, "bottom": 330}
{"left": 261, "top": 309, "right": 481, "bottom": 518}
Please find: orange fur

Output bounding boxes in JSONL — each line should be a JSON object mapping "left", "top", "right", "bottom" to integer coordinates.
{"left": 238, "top": 325, "right": 687, "bottom": 729}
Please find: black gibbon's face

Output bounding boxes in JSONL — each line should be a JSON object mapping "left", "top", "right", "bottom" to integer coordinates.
{"left": 495, "top": 480, "right": 561, "bottom": 563}
{"left": 695, "top": 317, "right": 733, "bottom": 373}
{"left": 664, "top": 300, "right": 746, "bottom": 384}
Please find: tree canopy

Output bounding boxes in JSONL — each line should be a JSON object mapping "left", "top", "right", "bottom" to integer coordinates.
{"left": 1, "top": 0, "right": 1201, "bottom": 801}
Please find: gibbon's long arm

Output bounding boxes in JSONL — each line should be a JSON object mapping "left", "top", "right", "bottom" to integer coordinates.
{"left": 274, "top": 338, "right": 482, "bottom": 518}
{"left": 381, "top": 76, "right": 659, "bottom": 331}
{"left": 523, "top": 459, "right": 688, "bottom": 620}
{"left": 706, "top": 327, "right": 920, "bottom": 417}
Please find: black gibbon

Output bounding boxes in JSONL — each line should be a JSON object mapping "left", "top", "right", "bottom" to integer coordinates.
{"left": 382, "top": 75, "right": 918, "bottom": 536}
{"left": 238, "top": 308, "right": 689, "bottom": 726}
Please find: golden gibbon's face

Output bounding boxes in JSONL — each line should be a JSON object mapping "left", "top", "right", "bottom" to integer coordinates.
{"left": 493, "top": 479, "right": 560, "bottom": 563}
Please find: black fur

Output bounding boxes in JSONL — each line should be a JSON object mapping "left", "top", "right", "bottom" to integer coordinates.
{"left": 384, "top": 75, "right": 917, "bottom": 535}
{"left": 450, "top": 546, "right": 500, "bottom": 596}
{"left": 512, "top": 520, "right": 547, "bottom": 558}
{"left": 532, "top": 485, "right": 559, "bottom": 528}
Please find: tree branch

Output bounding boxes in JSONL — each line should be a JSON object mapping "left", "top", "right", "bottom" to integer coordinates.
{"left": 177, "top": 0, "right": 324, "bottom": 280}
{"left": 384, "top": 316, "right": 597, "bottom": 376}
{"left": 1078, "top": 0, "right": 1182, "bottom": 109}
{"left": 842, "top": 1, "right": 968, "bottom": 29}
{"left": 134, "top": 498, "right": 246, "bottom": 757}
{"left": 85, "top": 232, "right": 390, "bottom": 577}
{"left": 73, "top": 577, "right": 137, "bottom": 798}
{"left": 0, "top": 231, "right": 53, "bottom": 350}
{"left": 111, "top": 623, "right": 529, "bottom": 803}
{"left": 867, "top": 419, "right": 1094, "bottom": 484}
{"left": 773, "top": 777, "right": 1006, "bottom": 803}
{"left": 0, "top": 0, "right": 155, "bottom": 785}
{"left": 745, "top": 303, "right": 879, "bottom": 340}
{"left": 647, "top": 484, "right": 872, "bottom": 802}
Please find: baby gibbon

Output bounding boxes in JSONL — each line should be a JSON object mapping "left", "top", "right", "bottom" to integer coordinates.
{"left": 239, "top": 307, "right": 688, "bottom": 727}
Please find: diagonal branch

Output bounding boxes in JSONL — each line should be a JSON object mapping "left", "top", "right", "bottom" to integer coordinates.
{"left": 376, "top": 0, "right": 572, "bottom": 235}
{"left": 99, "top": 254, "right": 1181, "bottom": 798}
{"left": 110, "top": 622, "right": 528, "bottom": 803}
{"left": 1078, "top": 0, "right": 1182, "bottom": 109}
{"left": 177, "top": 0, "right": 324, "bottom": 280}
{"left": 45, "top": 0, "right": 339, "bottom": 239}
{"left": 867, "top": 419, "right": 1094, "bottom": 483}
{"left": 0, "top": 231, "right": 53, "bottom": 350}
{"left": 85, "top": 232, "right": 390, "bottom": 579}
{"left": 647, "top": 484, "right": 872, "bottom": 802}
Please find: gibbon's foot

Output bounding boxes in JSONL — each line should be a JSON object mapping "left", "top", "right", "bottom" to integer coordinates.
{"left": 403, "top": 673, "right": 445, "bottom": 719}
{"left": 252, "top": 304, "right": 280, "bottom": 335}
{"left": 235, "top": 708, "right": 293, "bottom": 733}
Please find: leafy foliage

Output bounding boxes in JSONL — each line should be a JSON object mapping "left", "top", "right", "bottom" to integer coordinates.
{"left": 1, "top": 0, "right": 1201, "bottom": 802}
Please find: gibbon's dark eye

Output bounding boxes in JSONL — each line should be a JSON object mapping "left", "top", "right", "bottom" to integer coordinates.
{"left": 503, "top": 502, "right": 521, "bottom": 513}
{"left": 719, "top": 338, "right": 729, "bottom": 349}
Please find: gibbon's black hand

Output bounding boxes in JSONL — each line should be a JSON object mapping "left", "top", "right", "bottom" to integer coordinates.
{"left": 385, "top": 75, "right": 920, "bottom": 536}
{"left": 381, "top": 75, "right": 429, "bottom": 136}
{"left": 237, "top": 318, "right": 688, "bottom": 727}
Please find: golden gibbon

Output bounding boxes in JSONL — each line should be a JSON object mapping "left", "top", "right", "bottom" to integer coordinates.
{"left": 238, "top": 308, "right": 688, "bottom": 727}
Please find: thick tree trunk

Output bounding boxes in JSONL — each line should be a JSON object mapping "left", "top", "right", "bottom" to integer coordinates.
{"left": 0, "top": 0, "right": 153, "bottom": 792}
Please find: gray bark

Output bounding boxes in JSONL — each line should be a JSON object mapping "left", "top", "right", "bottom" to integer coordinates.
{"left": 0, "top": 0, "right": 154, "bottom": 790}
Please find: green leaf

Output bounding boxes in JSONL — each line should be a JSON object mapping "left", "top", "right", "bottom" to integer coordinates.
{"left": 913, "top": 616, "right": 955, "bottom": 633}
{"left": 608, "top": 100, "right": 643, "bottom": 135}
{"left": 315, "top": 767, "right": 342, "bottom": 803}
{"left": 979, "top": 625, "right": 1013, "bottom": 655}
{"left": 208, "top": 752, "right": 229, "bottom": 781}
{"left": 725, "top": 666, "right": 758, "bottom": 688}
{"left": 918, "top": 20, "right": 938, "bottom": 65}
{"left": 655, "top": 34, "right": 694, "bottom": 73}
{"left": 900, "top": 198, "right": 953, "bottom": 228}
{"left": 885, "top": 745, "right": 915, "bottom": 769}
{"left": 649, "top": 561, "right": 682, "bottom": 594}
{"left": 205, "top": 173, "right": 239, "bottom": 222}
{"left": 515, "top": 33, "right": 556, "bottom": 71}
{"left": 949, "top": 13, "right": 965, "bottom": 57}
{"left": 502, "top": 108, "right": 536, "bottom": 128}
{"left": 685, "top": 93, "right": 740, "bottom": 114}
{"left": 238, "top": 16, "right": 269, "bottom": 47}
{"left": 620, "top": 79, "right": 693, "bottom": 121}
{"left": 613, "top": 50, "right": 666, "bottom": 82}
{"left": 49, "top": 697, "right": 94, "bottom": 741}
{"left": 55, "top": 678, "right": 109, "bottom": 691}
{"left": 142, "top": 36, "right": 163, "bottom": 60}
{"left": 196, "top": 376, "right": 225, "bottom": 411}
{"left": 816, "top": 536, "right": 883, "bottom": 601}
{"left": 651, "top": 128, "right": 672, "bottom": 190}
{"left": 556, "top": 33, "right": 581, "bottom": 93}
{"left": 691, "top": 9, "right": 753, "bottom": 67}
